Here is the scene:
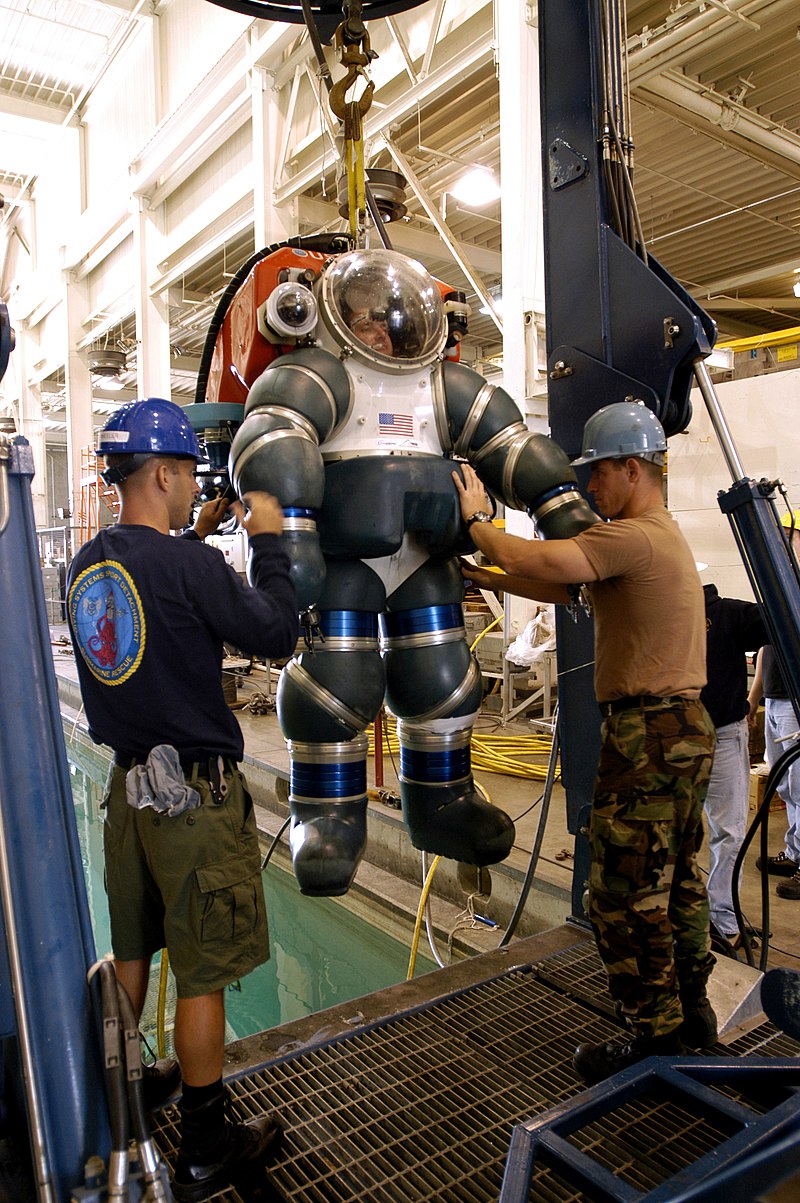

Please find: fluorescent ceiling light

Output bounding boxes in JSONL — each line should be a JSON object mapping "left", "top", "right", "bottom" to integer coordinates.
{"left": 479, "top": 296, "right": 503, "bottom": 317}
{"left": 793, "top": 280, "right": 800, "bottom": 298}
{"left": 449, "top": 166, "right": 501, "bottom": 208}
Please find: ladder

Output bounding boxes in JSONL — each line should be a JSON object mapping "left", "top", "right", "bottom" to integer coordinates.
{"left": 77, "top": 446, "right": 119, "bottom": 543}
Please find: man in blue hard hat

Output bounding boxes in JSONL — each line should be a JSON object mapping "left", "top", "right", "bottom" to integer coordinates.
{"left": 67, "top": 397, "right": 298, "bottom": 1200}
{"left": 454, "top": 400, "right": 716, "bottom": 1084}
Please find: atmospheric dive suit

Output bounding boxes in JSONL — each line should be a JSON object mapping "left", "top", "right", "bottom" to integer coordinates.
{"left": 226, "top": 247, "right": 597, "bottom": 895}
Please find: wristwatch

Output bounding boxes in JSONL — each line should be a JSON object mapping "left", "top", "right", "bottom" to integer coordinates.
{"left": 465, "top": 510, "right": 493, "bottom": 529}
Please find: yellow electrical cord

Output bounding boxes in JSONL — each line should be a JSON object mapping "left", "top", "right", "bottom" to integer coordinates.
{"left": 406, "top": 854, "right": 441, "bottom": 980}
{"left": 366, "top": 712, "right": 559, "bottom": 782}
{"left": 156, "top": 948, "right": 170, "bottom": 1059}
{"left": 469, "top": 613, "right": 501, "bottom": 648}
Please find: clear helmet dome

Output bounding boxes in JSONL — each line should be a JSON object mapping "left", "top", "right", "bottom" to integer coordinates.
{"left": 320, "top": 249, "right": 446, "bottom": 370}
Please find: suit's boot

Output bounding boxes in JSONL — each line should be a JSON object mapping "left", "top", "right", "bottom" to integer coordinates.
{"left": 396, "top": 716, "right": 515, "bottom": 865}
{"left": 401, "top": 776, "right": 515, "bottom": 865}
{"left": 173, "top": 1085, "right": 283, "bottom": 1202}
{"left": 288, "top": 793, "right": 368, "bottom": 896}
{"left": 383, "top": 561, "right": 516, "bottom": 866}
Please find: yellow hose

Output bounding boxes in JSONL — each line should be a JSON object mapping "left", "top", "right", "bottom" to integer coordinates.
{"left": 406, "top": 854, "right": 441, "bottom": 980}
{"left": 366, "top": 712, "right": 559, "bottom": 782}
{"left": 156, "top": 948, "right": 170, "bottom": 1059}
{"left": 469, "top": 614, "right": 501, "bottom": 649}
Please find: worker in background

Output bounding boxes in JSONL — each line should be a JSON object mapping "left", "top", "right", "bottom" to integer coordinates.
{"left": 66, "top": 398, "right": 298, "bottom": 1201}
{"left": 748, "top": 514, "right": 800, "bottom": 902}
{"left": 700, "top": 583, "right": 766, "bottom": 952}
{"left": 454, "top": 401, "right": 716, "bottom": 1085}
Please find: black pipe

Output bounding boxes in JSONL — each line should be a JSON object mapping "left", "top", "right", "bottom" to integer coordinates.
{"left": 730, "top": 740, "right": 800, "bottom": 971}
{"left": 97, "top": 962, "right": 128, "bottom": 1165}
{"left": 499, "top": 705, "right": 560, "bottom": 948}
{"left": 115, "top": 982, "right": 149, "bottom": 1148}
{"left": 261, "top": 815, "right": 291, "bottom": 871}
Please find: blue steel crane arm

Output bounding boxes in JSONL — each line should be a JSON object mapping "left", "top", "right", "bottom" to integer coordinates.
{"left": 538, "top": 0, "right": 716, "bottom": 460}
{"left": 537, "top": 0, "right": 800, "bottom": 913}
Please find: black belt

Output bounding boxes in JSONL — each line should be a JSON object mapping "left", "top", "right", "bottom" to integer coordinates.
{"left": 113, "top": 750, "right": 235, "bottom": 782}
{"left": 598, "top": 695, "right": 692, "bottom": 718}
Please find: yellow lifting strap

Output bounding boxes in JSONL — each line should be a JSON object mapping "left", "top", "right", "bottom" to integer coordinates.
{"left": 329, "top": 23, "right": 375, "bottom": 245}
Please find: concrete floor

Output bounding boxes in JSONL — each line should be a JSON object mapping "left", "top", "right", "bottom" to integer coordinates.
{"left": 50, "top": 623, "right": 800, "bottom": 978}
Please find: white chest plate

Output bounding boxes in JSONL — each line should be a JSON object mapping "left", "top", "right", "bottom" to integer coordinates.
{"left": 317, "top": 350, "right": 444, "bottom": 460}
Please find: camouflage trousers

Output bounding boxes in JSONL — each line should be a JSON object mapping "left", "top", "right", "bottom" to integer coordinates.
{"left": 588, "top": 697, "right": 717, "bottom": 1039}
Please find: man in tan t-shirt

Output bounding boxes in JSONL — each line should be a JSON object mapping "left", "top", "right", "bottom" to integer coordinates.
{"left": 453, "top": 401, "right": 716, "bottom": 1084}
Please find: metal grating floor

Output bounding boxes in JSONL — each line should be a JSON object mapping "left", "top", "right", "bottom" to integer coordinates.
{"left": 149, "top": 943, "right": 800, "bottom": 1202}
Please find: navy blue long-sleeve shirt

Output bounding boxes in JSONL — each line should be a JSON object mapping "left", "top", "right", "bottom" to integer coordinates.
{"left": 67, "top": 525, "right": 298, "bottom": 761}
{"left": 701, "top": 583, "right": 766, "bottom": 728}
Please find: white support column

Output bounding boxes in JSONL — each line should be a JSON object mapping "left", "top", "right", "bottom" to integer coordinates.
{"left": 14, "top": 323, "right": 47, "bottom": 527}
{"left": 497, "top": 0, "right": 546, "bottom": 432}
{"left": 496, "top": 1, "right": 548, "bottom": 677}
{"left": 63, "top": 270, "right": 95, "bottom": 525}
{"left": 131, "top": 198, "right": 172, "bottom": 399}
{"left": 251, "top": 56, "right": 298, "bottom": 249}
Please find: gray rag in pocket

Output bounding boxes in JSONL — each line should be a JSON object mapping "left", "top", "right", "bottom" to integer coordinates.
{"left": 125, "top": 745, "right": 201, "bottom": 817}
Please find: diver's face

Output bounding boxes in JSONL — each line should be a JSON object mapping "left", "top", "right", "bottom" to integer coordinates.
{"left": 348, "top": 308, "right": 394, "bottom": 356}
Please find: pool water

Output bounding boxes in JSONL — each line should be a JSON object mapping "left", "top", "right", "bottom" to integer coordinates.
{"left": 68, "top": 753, "right": 433, "bottom": 1044}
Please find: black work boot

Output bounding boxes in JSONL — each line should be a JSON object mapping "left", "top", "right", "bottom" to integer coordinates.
{"left": 173, "top": 1087, "right": 283, "bottom": 1202}
{"left": 573, "top": 1029, "right": 685, "bottom": 1086}
{"left": 679, "top": 977, "right": 718, "bottom": 1050}
{"left": 142, "top": 1058, "right": 181, "bottom": 1111}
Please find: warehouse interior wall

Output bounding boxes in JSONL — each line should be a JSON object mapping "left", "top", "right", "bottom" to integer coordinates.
{"left": 669, "top": 368, "right": 800, "bottom": 601}
{"left": 0, "top": 0, "right": 797, "bottom": 607}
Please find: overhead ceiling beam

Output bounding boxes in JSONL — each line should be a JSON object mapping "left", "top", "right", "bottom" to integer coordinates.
{"left": 705, "top": 312, "right": 766, "bottom": 338}
{"left": 628, "top": 0, "right": 798, "bottom": 86}
{"left": 698, "top": 297, "right": 800, "bottom": 311}
{"left": 382, "top": 134, "right": 501, "bottom": 330}
{"left": 0, "top": 93, "right": 75, "bottom": 126}
{"left": 297, "top": 195, "right": 502, "bottom": 273}
{"left": 635, "top": 70, "right": 800, "bottom": 181}
{"left": 696, "top": 256, "right": 800, "bottom": 295}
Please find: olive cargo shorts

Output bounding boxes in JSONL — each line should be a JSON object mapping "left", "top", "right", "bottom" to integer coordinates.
{"left": 588, "top": 698, "right": 716, "bottom": 1037}
{"left": 103, "top": 761, "right": 269, "bottom": 998}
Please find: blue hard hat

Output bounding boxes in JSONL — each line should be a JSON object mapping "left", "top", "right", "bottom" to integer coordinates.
{"left": 572, "top": 401, "right": 667, "bottom": 466}
{"left": 95, "top": 398, "right": 201, "bottom": 459}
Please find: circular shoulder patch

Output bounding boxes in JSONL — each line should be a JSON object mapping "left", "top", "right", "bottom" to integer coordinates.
{"left": 68, "top": 560, "right": 145, "bottom": 684}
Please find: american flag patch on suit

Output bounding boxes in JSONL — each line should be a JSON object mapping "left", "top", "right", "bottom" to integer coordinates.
{"left": 378, "top": 412, "right": 414, "bottom": 437}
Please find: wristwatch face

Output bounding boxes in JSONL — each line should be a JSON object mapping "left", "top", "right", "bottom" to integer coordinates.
{"left": 467, "top": 511, "right": 492, "bottom": 526}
